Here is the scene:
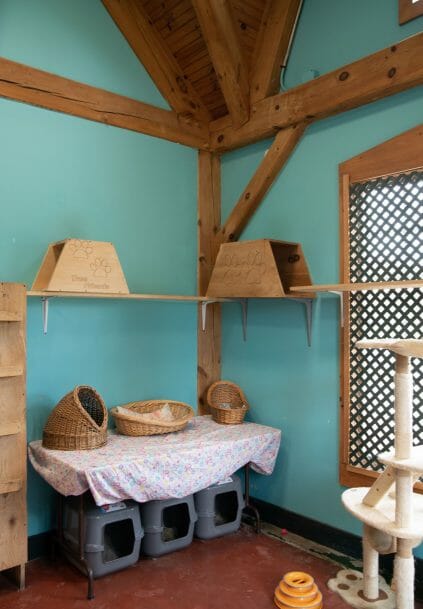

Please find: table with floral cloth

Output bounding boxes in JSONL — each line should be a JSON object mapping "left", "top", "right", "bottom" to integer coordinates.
{"left": 28, "top": 415, "right": 281, "bottom": 506}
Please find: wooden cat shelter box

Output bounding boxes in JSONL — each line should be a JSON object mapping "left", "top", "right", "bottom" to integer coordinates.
{"left": 32, "top": 239, "right": 129, "bottom": 294}
{"left": 206, "top": 239, "right": 314, "bottom": 298}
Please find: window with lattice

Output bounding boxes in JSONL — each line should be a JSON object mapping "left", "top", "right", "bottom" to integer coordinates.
{"left": 348, "top": 172, "right": 422, "bottom": 473}
{"left": 339, "top": 125, "right": 423, "bottom": 489}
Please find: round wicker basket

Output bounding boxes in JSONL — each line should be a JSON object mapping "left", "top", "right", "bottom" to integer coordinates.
{"left": 110, "top": 400, "right": 194, "bottom": 436}
{"left": 42, "top": 386, "right": 108, "bottom": 450}
{"left": 207, "top": 381, "right": 249, "bottom": 425}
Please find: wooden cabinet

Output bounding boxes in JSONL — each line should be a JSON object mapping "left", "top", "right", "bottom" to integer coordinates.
{"left": 0, "top": 283, "right": 27, "bottom": 589}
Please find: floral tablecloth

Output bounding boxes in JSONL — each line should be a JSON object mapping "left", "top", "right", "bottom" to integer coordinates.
{"left": 28, "top": 415, "right": 281, "bottom": 506}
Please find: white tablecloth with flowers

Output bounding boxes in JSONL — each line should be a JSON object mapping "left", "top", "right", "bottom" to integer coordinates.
{"left": 28, "top": 415, "right": 281, "bottom": 506}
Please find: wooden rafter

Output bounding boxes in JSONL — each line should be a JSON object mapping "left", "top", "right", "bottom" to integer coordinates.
{"left": 197, "top": 150, "right": 221, "bottom": 414}
{"left": 210, "top": 32, "right": 423, "bottom": 151}
{"left": 0, "top": 57, "right": 209, "bottom": 149}
{"left": 192, "top": 0, "right": 250, "bottom": 129}
{"left": 250, "top": 0, "right": 302, "bottom": 104}
{"left": 102, "top": 0, "right": 210, "bottom": 124}
{"left": 220, "top": 123, "right": 307, "bottom": 242}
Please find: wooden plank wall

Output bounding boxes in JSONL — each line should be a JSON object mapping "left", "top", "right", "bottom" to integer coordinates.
{"left": 0, "top": 283, "right": 27, "bottom": 589}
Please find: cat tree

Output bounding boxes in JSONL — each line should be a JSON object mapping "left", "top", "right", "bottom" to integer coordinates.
{"left": 329, "top": 338, "right": 423, "bottom": 609}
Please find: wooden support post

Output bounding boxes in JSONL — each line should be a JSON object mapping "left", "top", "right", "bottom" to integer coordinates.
{"left": 197, "top": 127, "right": 306, "bottom": 408}
{"left": 197, "top": 151, "right": 222, "bottom": 414}
{"left": 197, "top": 127, "right": 306, "bottom": 409}
{"left": 220, "top": 124, "right": 307, "bottom": 242}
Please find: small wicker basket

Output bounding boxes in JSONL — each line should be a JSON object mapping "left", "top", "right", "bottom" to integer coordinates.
{"left": 110, "top": 400, "right": 194, "bottom": 436}
{"left": 207, "top": 381, "right": 249, "bottom": 425}
{"left": 43, "top": 386, "right": 108, "bottom": 450}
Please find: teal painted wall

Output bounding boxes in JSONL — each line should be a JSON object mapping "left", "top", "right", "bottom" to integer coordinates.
{"left": 1, "top": 0, "right": 422, "bottom": 556}
{"left": 221, "top": 0, "right": 423, "bottom": 557}
{"left": 0, "top": 0, "right": 197, "bottom": 535}
{"left": 0, "top": 0, "right": 168, "bottom": 106}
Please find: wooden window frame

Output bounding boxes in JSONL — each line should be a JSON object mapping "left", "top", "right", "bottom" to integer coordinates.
{"left": 338, "top": 124, "right": 423, "bottom": 489}
{"left": 399, "top": 0, "right": 423, "bottom": 24}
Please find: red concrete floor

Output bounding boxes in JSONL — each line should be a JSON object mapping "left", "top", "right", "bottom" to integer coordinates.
{"left": 0, "top": 527, "right": 422, "bottom": 609}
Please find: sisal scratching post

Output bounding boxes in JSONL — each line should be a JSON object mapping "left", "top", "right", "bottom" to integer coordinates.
{"left": 362, "top": 525, "right": 382, "bottom": 600}
{"left": 394, "top": 539, "right": 415, "bottom": 609}
{"left": 329, "top": 339, "right": 423, "bottom": 609}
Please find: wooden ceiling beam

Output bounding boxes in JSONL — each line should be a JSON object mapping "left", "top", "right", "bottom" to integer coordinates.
{"left": 102, "top": 0, "right": 211, "bottom": 124}
{"left": 220, "top": 123, "right": 307, "bottom": 242}
{"left": 0, "top": 57, "right": 209, "bottom": 149}
{"left": 192, "top": 0, "right": 250, "bottom": 129}
{"left": 210, "top": 32, "right": 423, "bottom": 151}
{"left": 250, "top": 0, "right": 302, "bottom": 104}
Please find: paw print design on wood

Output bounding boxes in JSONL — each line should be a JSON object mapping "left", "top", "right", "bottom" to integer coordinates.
{"left": 69, "top": 240, "right": 93, "bottom": 259}
{"left": 32, "top": 239, "right": 129, "bottom": 294}
{"left": 90, "top": 258, "right": 112, "bottom": 278}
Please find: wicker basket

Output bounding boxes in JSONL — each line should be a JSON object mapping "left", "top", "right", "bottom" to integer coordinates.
{"left": 110, "top": 400, "right": 194, "bottom": 436}
{"left": 42, "top": 386, "right": 108, "bottom": 450}
{"left": 207, "top": 381, "right": 249, "bottom": 425}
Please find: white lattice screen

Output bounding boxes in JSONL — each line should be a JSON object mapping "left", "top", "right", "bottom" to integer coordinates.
{"left": 348, "top": 170, "right": 422, "bottom": 472}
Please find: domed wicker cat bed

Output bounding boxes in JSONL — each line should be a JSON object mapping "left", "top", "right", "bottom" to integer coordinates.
{"left": 207, "top": 381, "right": 249, "bottom": 425}
{"left": 42, "top": 386, "right": 108, "bottom": 450}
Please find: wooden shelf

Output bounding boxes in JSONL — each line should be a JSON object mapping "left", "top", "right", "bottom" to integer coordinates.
{"left": 0, "top": 311, "right": 22, "bottom": 322}
{"left": 27, "top": 289, "right": 313, "bottom": 344}
{"left": 0, "top": 365, "right": 24, "bottom": 378}
{"left": 290, "top": 280, "right": 423, "bottom": 294}
{"left": 0, "top": 422, "right": 21, "bottom": 437}
{"left": 0, "top": 480, "right": 22, "bottom": 495}
{"left": 27, "top": 290, "right": 230, "bottom": 303}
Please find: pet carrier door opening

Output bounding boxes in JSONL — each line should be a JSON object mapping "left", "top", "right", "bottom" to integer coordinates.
{"left": 102, "top": 519, "right": 135, "bottom": 562}
{"left": 162, "top": 503, "right": 190, "bottom": 541}
{"left": 214, "top": 491, "right": 238, "bottom": 526}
